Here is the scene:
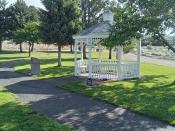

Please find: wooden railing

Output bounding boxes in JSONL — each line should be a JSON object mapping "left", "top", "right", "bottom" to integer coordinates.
{"left": 75, "top": 60, "right": 139, "bottom": 80}
{"left": 75, "top": 60, "right": 88, "bottom": 76}
{"left": 121, "top": 62, "right": 139, "bottom": 80}
{"left": 91, "top": 60, "right": 119, "bottom": 80}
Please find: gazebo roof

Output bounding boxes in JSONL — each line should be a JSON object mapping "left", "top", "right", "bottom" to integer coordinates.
{"left": 73, "top": 10, "right": 114, "bottom": 39}
{"left": 73, "top": 21, "right": 112, "bottom": 39}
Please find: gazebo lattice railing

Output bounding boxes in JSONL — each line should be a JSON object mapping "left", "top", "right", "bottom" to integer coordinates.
{"left": 75, "top": 59, "right": 139, "bottom": 80}
{"left": 73, "top": 10, "right": 141, "bottom": 81}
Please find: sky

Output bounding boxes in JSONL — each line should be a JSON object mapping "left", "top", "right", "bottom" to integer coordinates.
{"left": 7, "top": 0, "right": 44, "bottom": 8}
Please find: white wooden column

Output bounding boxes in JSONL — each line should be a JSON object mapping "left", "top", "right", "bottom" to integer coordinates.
{"left": 137, "top": 39, "right": 141, "bottom": 78}
{"left": 87, "top": 39, "right": 93, "bottom": 78}
{"left": 74, "top": 40, "right": 78, "bottom": 76}
{"left": 117, "top": 46, "right": 123, "bottom": 63}
{"left": 117, "top": 46, "right": 123, "bottom": 80}
{"left": 81, "top": 43, "right": 84, "bottom": 62}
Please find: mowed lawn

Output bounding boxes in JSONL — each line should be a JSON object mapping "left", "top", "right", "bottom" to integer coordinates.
{"left": 0, "top": 87, "right": 73, "bottom": 131}
{"left": 62, "top": 64, "right": 175, "bottom": 125}
{"left": 0, "top": 50, "right": 115, "bottom": 79}
{"left": 1, "top": 51, "right": 175, "bottom": 125}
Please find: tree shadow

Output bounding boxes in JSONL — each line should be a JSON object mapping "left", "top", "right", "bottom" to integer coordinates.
{"left": 0, "top": 101, "right": 72, "bottom": 131}
{"left": 0, "top": 50, "right": 28, "bottom": 54}
{"left": 3, "top": 73, "right": 175, "bottom": 130}
{"left": 40, "top": 51, "right": 73, "bottom": 54}
{"left": 90, "top": 75, "right": 175, "bottom": 125}
{"left": 0, "top": 57, "right": 74, "bottom": 78}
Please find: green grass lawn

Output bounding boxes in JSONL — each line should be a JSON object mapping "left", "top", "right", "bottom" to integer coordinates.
{"left": 61, "top": 63, "right": 175, "bottom": 125}
{"left": 0, "top": 51, "right": 75, "bottom": 79}
{"left": 0, "top": 50, "right": 115, "bottom": 79}
{"left": 1, "top": 51, "right": 175, "bottom": 126}
{"left": 0, "top": 87, "right": 73, "bottom": 131}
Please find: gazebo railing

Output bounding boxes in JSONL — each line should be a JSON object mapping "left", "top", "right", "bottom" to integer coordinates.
{"left": 121, "top": 62, "right": 139, "bottom": 80}
{"left": 91, "top": 61, "right": 119, "bottom": 80}
{"left": 75, "top": 60, "right": 88, "bottom": 76}
{"left": 75, "top": 59, "right": 139, "bottom": 80}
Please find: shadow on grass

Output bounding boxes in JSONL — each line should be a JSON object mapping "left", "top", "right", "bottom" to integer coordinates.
{"left": 0, "top": 101, "right": 73, "bottom": 131}
{"left": 15, "top": 58, "right": 74, "bottom": 78}
{"left": 39, "top": 51, "right": 73, "bottom": 54}
{"left": 0, "top": 56, "right": 74, "bottom": 79}
{"left": 61, "top": 75, "right": 175, "bottom": 125}
{"left": 3, "top": 74, "right": 175, "bottom": 130}
{"left": 0, "top": 50, "right": 28, "bottom": 54}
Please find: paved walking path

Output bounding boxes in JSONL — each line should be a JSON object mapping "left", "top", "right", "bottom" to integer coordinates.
{"left": 126, "top": 53, "right": 175, "bottom": 67}
{"left": 0, "top": 66, "right": 175, "bottom": 131}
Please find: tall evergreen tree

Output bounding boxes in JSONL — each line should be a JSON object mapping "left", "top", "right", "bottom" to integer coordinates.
{"left": 80, "top": 0, "right": 107, "bottom": 27}
{"left": 80, "top": 0, "right": 107, "bottom": 58}
{"left": 0, "top": 0, "right": 7, "bottom": 52}
{"left": 40, "top": 0, "right": 81, "bottom": 67}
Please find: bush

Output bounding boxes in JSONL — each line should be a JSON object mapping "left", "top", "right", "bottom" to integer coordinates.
{"left": 123, "top": 43, "right": 135, "bottom": 53}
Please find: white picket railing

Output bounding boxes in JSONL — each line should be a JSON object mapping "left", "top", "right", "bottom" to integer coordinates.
{"left": 121, "top": 62, "right": 139, "bottom": 80}
{"left": 91, "top": 60, "right": 119, "bottom": 80}
{"left": 75, "top": 60, "right": 139, "bottom": 80}
{"left": 75, "top": 60, "right": 88, "bottom": 76}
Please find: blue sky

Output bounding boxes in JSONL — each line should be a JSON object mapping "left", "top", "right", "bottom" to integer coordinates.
{"left": 7, "top": 0, "right": 44, "bottom": 8}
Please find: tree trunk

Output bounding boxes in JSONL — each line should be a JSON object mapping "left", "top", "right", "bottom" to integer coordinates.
{"left": 0, "top": 41, "right": 2, "bottom": 52}
{"left": 58, "top": 45, "right": 62, "bottom": 67}
{"left": 70, "top": 44, "right": 73, "bottom": 54}
{"left": 83, "top": 45, "right": 87, "bottom": 59}
{"left": 109, "top": 47, "right": 112, "bottom": 59}
{"left": 157, "top": 33, "right": 175, "bottom": 53}
{"left": 28, "top": 43, "right": 31, "bottom": 57}
{"left": 19, "top": 43, "right": 23, "bottom": 53}
{"left": 31, "top": 43, "right": 34, "bottom": 52}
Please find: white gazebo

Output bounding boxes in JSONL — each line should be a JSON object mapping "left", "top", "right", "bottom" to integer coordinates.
{"left": 73, "top": 10, "right": 141, "bottom": 81}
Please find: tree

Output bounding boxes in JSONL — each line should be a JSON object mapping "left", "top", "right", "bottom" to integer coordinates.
{"left": 80, "top": 0, "right": 107, "bottom": 27}
{"left": 120, "top": 0, "right": 175, "bottom": 53}
{"left": 102, "top": 2, "right": 142, "bottom": 59}
{"left": 40, "top": 0, "right": 81, "bottom": 67}
{"left": 15, "top": 22, "right": 40, "bottom": 57}
{"left": 0, "top": 0, "right": 7, "bottom": 52}
{"left": 7, "top": 0, "right": 39, "bottom": 52}
{"left": 80, "top": 0, "right": 108, "bottom": 58}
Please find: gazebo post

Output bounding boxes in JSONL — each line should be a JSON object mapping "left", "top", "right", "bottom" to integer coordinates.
{"left": 81, "top": 43, "right": 84, "bottom": 62}
{"left": 87, "top": 39, "right": 93, "bottom": 79}
{"left": 137, "top": 39, "right": 142, "bottom": 78}
{"left": 118, "top": 46, "right": 123, "bottom": 62}
{"left": 117, "top": 46, "right": 123, "bottom": 80}
{"left": 88, "top": 46, "right": 92, "bottom": 78}
{"left": 74, "top": 40, "right": 78, "bottom": 76}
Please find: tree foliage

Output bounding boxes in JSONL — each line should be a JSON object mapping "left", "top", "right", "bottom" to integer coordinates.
{"left": 118, "top": 0, "right": 175, "bottom": 52}
{"left": 103, "top": 3, "right": 142, "bottom": 52}
{"left": 80, "top": 0, "right": 108, "bottom": 28}
{"left": 80, "top": 0, "right": 108, "bottom": 58}
{"left": 0, "top": 0, "right": 8, "bottom": 52}
{"left": 103, "top": 0, "right": 175, "bottom": 54}
{"left": 14, "top": 22, "right": 40, "bottom": 57}
{"left": 6, "top": 0, "right": 39, "bottom": 52}
{"left": 40, "top": 0, "right": 81, "bottom": 66}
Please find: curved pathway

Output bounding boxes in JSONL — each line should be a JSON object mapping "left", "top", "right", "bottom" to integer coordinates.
{"left": 0, "top": 66, "right": 175, "bottom": 131}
